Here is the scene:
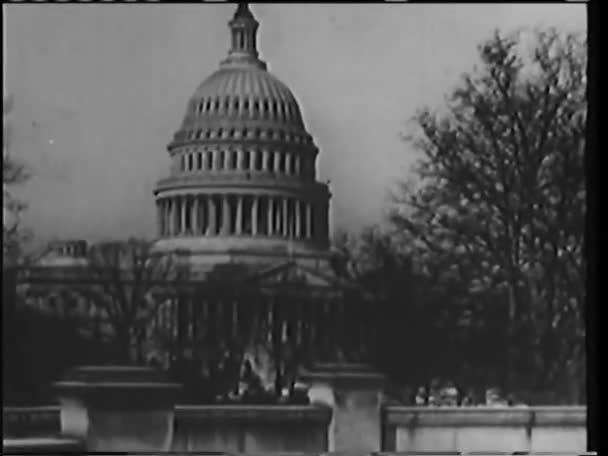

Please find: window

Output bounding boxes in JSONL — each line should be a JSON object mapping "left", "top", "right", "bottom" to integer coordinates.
{"left": 206, "top": 100, "right": 211, "bottom": 111}
{"left": 224, "top": 98, "right": 230, "bottom": 111}
{"left": 198, "top": 152, "right": 203, "bottom": 169}
{"left": 218, "top": 151, "right": 225, "bottom": 170}
{"left": 229, "top": 129, "right": 235, "bottom": 138}
{"left": 230, "top": 150, "right": 237, "bottom": 169}
{"left": 198, "top": 101, "right": 204, "bottom": 114}
{"left": 244, "top": 99, "right": 249, "bottom": 110}
{"left": 188, "top": 153, "right": 193, "bottom": 171}
{"left": 218, "top": 128, "right": 223, "bottom": 138}
{"left": 215, "top": 98, "right": 220, "bottom": 110}
{"left": 254, "top": 128, "right": 260, "bottom": 138}
{"left": 233, "top": 99, "right": 239, "bottom": 111}
{"left": 253, "top": 100, "right": 259, "bottom": 111}
{"left": 263, "top": 100, "right": 269, "bottom": 114}
{"left": 267, "top": 152, "right": 274, "bottom": 171}
{"left": 196, "top": 130, "right": 202, "bottom": 139}
{"left": 243, "top": 128, "right": 248, "bottom": 138}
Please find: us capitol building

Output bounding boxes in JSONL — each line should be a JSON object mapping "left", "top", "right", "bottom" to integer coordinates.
{"left": 153, "top": 3, "right": 334, "bottom": 276}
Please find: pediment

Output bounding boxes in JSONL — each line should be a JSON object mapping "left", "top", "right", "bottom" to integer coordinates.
{"left": 251, "top": 261, "right": 355, "bottom": 290}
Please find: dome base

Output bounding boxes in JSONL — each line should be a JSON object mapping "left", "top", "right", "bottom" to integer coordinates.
{"left": 153, "top": 236, "right": 336, "bottom": 279}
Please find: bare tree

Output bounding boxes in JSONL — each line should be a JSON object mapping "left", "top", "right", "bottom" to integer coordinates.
{"left": 390, "top": 28, "right": 586, "bottom": 402}
{"left": 74, "top": 238, "right": 190, "bottom": 364}
{"left": 3, "top": 95, "right": 31, "bottom": 267}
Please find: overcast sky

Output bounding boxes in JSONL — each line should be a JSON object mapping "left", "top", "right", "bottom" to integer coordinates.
{"left": 4, "top": 3, "right": 586, "bottom": 245}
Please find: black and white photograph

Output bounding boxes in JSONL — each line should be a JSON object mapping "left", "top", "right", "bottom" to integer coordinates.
{"left": 3, "top": 2, "right": 592, "bottom": 454}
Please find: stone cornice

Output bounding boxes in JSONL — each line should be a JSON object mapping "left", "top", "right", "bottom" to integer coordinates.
{"left": 153, "top": 176, "right": 330, "bottom": 198}
{"left": 174, "top": 404, "right": 332, "bottom": 424}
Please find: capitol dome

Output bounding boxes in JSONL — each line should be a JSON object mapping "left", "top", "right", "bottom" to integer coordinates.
{"left": 154, "top": 3, "right": 332, "bottom": 273}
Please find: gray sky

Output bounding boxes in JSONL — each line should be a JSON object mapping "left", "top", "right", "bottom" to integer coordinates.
{"left": 4, "top": 3, "right": 585, "bottom": 245}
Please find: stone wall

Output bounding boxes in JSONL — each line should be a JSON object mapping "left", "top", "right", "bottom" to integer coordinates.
{"left": 3, "top": 404, "right": 587, "bottom": 453}
{"left": 172, "top": 404, "right": 331, "bottom": 453}
{"left": 383, "top": 406, "right": 587, "bottom": 453}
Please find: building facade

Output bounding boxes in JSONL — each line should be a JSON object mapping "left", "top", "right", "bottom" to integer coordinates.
{"left": 153, "top": 3, "right": 334, "bottom": 275}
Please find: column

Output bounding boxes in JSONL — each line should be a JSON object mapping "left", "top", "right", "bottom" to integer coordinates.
{"left": 285, "top": 153, "right": 292, "bottom": 175}
{"left": 295, "top": 199, "right": 302, "bottom": 238}
{"left": 180, "top": 196, "right": 187, "bottom": 235}
{"left": 305, "top": 201, "right": 312, "bottom": 239}
{"left": 267, "top": 197, "right": 274, "bottom": 236}
{"left": 295, "top": 155, "right": 301, "bottom": 176}
{"left": 282, "top": 197, "right": 289, "bottom": 237}
{"left": 251, "top": 195, "right": 259, "bottom": 236}
{"left": 207, "top": 195, "right": 216, "bottom": 235}
{"left": 222, "top": 194, "right": 231, "bottom": 235}
{"left": 237, "top": 148, "right": 245, "bottom": 171}
{"left": 191, "top": 195, "right": 199, "bottom": 235}
{"left": 159, "top": 200, "right": 163, "bottom": 236}
{"left": 262, "top": 150, "right": 269, "bottom": 171}
{"left": 173, "top": 197, "right": 180, "bottom": 236}
{"left": 274, "top": 151, "right": 281, "bottom": 173}
{"left": 235, "top": 195, "right": 243, "bottom": 235}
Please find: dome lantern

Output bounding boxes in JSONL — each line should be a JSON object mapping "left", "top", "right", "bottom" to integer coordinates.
{"left": 222, "top": 2, "right": 266, "bottom": 71}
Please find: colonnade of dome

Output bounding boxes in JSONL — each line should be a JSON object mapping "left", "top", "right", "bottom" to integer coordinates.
{"left": 157, "top": 193, "right": 328, "bottom": 243}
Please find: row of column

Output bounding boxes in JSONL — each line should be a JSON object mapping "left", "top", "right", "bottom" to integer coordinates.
{"left": 177, "top": 147, "right": 314, "bottom": 178}
{"left": 157, "top": 193, "right": 328, "bottom": 241}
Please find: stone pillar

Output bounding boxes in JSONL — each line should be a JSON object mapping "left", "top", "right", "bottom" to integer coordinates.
{"left": 207, "top": 195, "right": 216, "bottom": 235}
{"left": 305, "top": 201, "right": 313, "bottom": 239}
{"left": 282, "top": 197, "right": 289, "bottom": 237}
{"left": 179, "top": 196, "right": 187, "bottom": 235}
{"left": 235, "top": 195, "right": 243, "bottom": 235}
{"left": 299, "top": 363, "right": 386, "bottom": 454}
{"left": 251, "top": 195, "right": 259, "bottom": 236}
{"left": 54, "top": 366, "right": 181, "bottom": 453}
{"left": 222, "top": 194, "right": 231, "bottom": 235}
{"left": 295, "top": 199, "right": 302, "bottom": 238}
{"left": 274, "top": 151, "right": 281, "bottom": 173}
{"left": 237, "top": 148, "right": 245, "bottom": 171}
{"left": 191, "top": 195, "right": 199, "bottom": 235}
{"left": 285, "top": 153, "right": 292, "bottom": 175}
{"left": 156, "top": 200, "right": 162, "bottom": 237}
{"left": 262, "top": 149, "right": 269, "bottom": 171}
{"left": 267, "top": 197, "right": 274, "bottom": 236}
{"left": 173, "top": 197, "right": 180, "bottom": 236}
{"left": 295, "top": 155, "right": 301, "bottom": 175}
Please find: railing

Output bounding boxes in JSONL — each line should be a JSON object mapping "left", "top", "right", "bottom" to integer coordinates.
{"left": 382, "top": 406, "right": 587, "bottom": 453}
{"left": 2, "top": 406, "right": 61, "bottom": 438}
